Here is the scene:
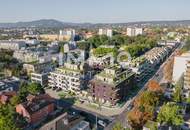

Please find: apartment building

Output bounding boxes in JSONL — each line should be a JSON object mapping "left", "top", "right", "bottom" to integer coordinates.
{"left": 129, "top": 56, "right": 148, "bottom": 82}
{"left": 184, "top": 60, "right": 190, "bottom": 98}
{"left": 98, "top": 28, "right": 113, "bottom": 37}
{"left": 66, "top": 49, "right": 87, "bottom": 64}
{"left": 31, "top": 72, "right": 49, "bottom": 87}
{"left": 88, "top": 45, "right": 115, "bottom": 69}
{"left": 13, "top": 49, "right": 41, "bottom": 63}
{"left": 89, "top": 65, "right": 135, "bottom": 106}
{"left": 23, "top": 61, "right": 54, "bottom": 75}
{"left": 13, "top": 43, "right": 59, "bottom": 63}
{"left": 127, "top": 27, "right": 144, "bottom": 36}
{"left": 144, "top": 46, "right": 171, "bottom": 71}
{"left": 48, "top": 63, "right": 90, "bottom": 93}
{"left": 0, "top": 40, "right": 26, "bottom": 50}
{"left": 173, "top": 52, "right": 190, "bottom": 83}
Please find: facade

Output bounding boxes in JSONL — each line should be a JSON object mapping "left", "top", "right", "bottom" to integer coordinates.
{"left": 88, "top": 46, "right": 115, "bottom": 69}
{"left": 173, "top": 52, "right": 190, "bottom": 83}
{"left": 66, "top": 49, "right": 87, "bottom": 64}
{"left": 127, "top": 27, "right": 144, "bottom": 36}
{"left": 98, "top": 28, "right": 113, "bottom": 37}
{"left": 144, "top": 46, "right": 172, "bottom": 71}
{"left": 64, "top": 41, "right": 77, "bottom": 53}
{"left": 13, "top": 43, "right": 59, "bottom": 63}
{"left": 89, "top": 65, "right": 135, "bottom": 106}
{"left": 48, "top": 63, "right": 90, "bottom": 93}
{"left": 16, "top": 94, "right": 55, "bottom": 125}
{"left": 0, "top": 40, "right": 26, "bottom": 50}
{"left": 183, "top": 60, "right": 190, "bottom": 97}
{"left": 158, "top": 40, "right": 180, "bottom": 47}
{"left": 40, "top": 34, "right": 71, "bottom": 41}
{"left": 31, "top": 72, "right": 49, "bottom": 87}
{"left": 13, "top": 49, "right": 41, "bottom": 63}
{"left": 23, "top": 61, "right": 54, "bottom": 75}
{"left": 129, "top": 56, "right": 148, "bottom": 82}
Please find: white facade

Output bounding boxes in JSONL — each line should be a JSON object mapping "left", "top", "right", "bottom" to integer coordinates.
{"left": 0, "top": 40, "right": 26, "bottom": 50}
{"left": 127, "top": 27, "right": 144, "bottom": 36}
{"left": 98, "top": 29, "right": 113, "bottom": 37}
{"left": 31, "top": 72, "right": 49, "bottom": 86}
{"left": 13, "top": 50, "right": 40, "bottom": 63}
{"left": 48, "top": 63, "right": 87, "bottom": 93}
{"left": 60, "top": 29, "right": 76, "bottom": 41}
{"left": 144, "top": 47, "right": 171, "bottom": 65}
{"left": 172, "top": 52, "right": 190, "bottom": 83}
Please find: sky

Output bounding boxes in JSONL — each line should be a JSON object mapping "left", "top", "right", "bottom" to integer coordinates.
{"left": 0, "top": 0, "right": 189, "bottom": 23}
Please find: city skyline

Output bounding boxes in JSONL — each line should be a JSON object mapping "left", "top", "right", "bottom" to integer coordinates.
{"left": 0, "top": 0, "right": 190, "bottom": 23}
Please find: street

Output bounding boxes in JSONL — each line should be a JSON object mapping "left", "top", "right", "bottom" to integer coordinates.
{"left": 105, "top": 44, "right": 183, "bottom": 130}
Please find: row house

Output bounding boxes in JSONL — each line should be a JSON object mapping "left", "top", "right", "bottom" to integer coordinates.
{"left": 144, "top": 46, "right": 172, "bottom": 72}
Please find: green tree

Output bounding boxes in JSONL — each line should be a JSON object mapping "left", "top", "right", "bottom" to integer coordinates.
{"left": 0, "top": 104, "right": 20, "bottom": 130}
{"left": 157, "top": 103, "right": 184, "bottom": 126}
{"left": 18, "top": 81, "right": 29, "bottom": 101}
{"left": 10, "top": 96, "right": 21, "bottom": 106}
{"left": 27, "top": 82, "right": 44, "bottom": 95}
{"left": 112, "top": 122, "right": 129, "bottom": 130}
{"left": 173, "top": 76, "right": 184, "bottom": 102}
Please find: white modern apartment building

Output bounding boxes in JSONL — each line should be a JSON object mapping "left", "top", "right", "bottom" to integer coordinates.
{"left": 127, "top": 27, "right": 144, "bottom": 36}
{"left": 172, "top": 52, "right": 190, "bottom": 83}
{"left": 48, "top": 63, "right": 89, "bottom": 93}
{"left": 98, "top": 28, "right": 113, "bottom": 37}
{"left": 184, "top": 60, "right": 190, "bottom": 98}
{"left": 0, "top": 40, "right": 26, "bottom": 50}
{"left": 31, "top": 72, "right": 49, "bottom": 87}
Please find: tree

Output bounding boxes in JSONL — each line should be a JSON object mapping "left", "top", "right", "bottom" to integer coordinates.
{"left": 173, "top": 76, "right": 184, "bottom": 103}
{"left": 128, "top": 91, "right": 160, "bottom": 129}
{"left": 27, "top": 83, "right": 44, "bottom": 95}
{"left": 128, "top": 106, "right": 154, "bottom": 129}
{"left": 0, "top": 104, "right": 20, "bottom": 130}
{"left": 10, "top": 96, "right": 21, "bottom": 106}
{"left": 134, "top": 91, "right": 160, "bottom": 108}
{"left": 18, "top": 81, "right": 29, "bottom": 101}
{"left": 147, "top": 80, "right": 163, "bottom": 93}
{"left": 112, "top": 122, "right": 129, "bottom": 130}
{"left": 163, "top": 57, "right": 174, "bottom": 82}
{"left": 157, "top": 103, "right": 184, "bottom": 126}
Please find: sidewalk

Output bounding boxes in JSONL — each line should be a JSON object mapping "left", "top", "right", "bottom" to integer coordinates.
{"left": 45, "top": 89, "right": 131, "bottom": 117}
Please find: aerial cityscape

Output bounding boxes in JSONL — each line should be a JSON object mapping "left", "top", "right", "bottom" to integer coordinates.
{"left": 1, "top": 0, "right": 190, "bottom": 130}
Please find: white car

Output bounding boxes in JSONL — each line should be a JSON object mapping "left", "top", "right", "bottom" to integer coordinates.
{"left": 98, "top": 120, "right": 107, "bottom": 127}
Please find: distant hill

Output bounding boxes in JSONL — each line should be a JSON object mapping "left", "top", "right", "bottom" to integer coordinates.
{"left": 0, "top": 19, "right": 66, "bottom": 28}
{"left": 0, "top": 19, "right": 190, "bottom": 28}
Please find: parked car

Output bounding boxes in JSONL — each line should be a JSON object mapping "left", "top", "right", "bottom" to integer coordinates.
{"left": 98, "top": 120, "right": 107, "bottom": 127}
